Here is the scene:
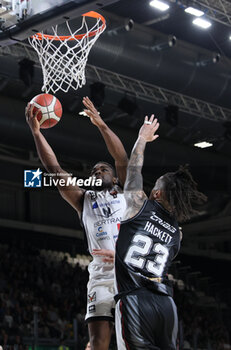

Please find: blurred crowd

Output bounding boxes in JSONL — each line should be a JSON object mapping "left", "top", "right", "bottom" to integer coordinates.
{"left": 174, "top": 287, "right": 230, "bottom": 350}
{"left": 0, "top": 241, "right": 89, "bottom": 349}
{"left": 0, "top": 240, "right": 229, "bottom": 350}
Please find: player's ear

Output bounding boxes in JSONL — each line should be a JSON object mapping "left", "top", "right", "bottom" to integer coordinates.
{"left": 152, "top": 189, "right": 161, "bottom": 199}
{"left": 112, "top": 177, "right": 118, "bottom": 185}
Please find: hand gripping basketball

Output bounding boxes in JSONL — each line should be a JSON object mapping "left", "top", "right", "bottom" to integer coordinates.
{"left": 29, "top": 93, "right": 63, "bottom": 129}
{"left": 25, "top": 103, "right": 41, "bottom": 134}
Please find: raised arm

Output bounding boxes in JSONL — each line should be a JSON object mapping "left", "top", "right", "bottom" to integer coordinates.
{"left": 83, "top": 97, "right": 128, "bottom": 186}
{"left": 26, "top": 104, "right": 84, "bottom": 215}
{"left": 124, "top": 115, "right": 159, "bottom": 220}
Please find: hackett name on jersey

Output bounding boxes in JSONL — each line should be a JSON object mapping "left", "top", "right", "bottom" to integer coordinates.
{"left": 94, "top": 217, "right": 122, "bottom": 227}
{"left": 144, "top": 221, "right": 173, "bottom": 244}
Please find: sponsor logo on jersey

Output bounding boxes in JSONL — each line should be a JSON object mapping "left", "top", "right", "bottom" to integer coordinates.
{"left": 92, "top": 202, "right": 98, "bottom": 209}
{"left": 109, "top": 190, "right": 118, "bottom": 198}
{"left": 88, "top": 305, "right": 96, "bottom": 313}
{"left": 113, "top": 234, "right": 118, "bottom": 241}
{"left": 88, "top": 292, "right": 96, "bottom": 303}
{"left": 97, "top": 206, "right": 120, "bottom": 219}
{"left": 150, "top": 211, "right": 176, "bottom": 233}
{"left": 89, "top": 191, "right": 97, "bottom": 201}
{"left": 93, "top": 199, "right": 120, "bottom": 210}
{"left": 97, "top": 236, "right": 110, "bottom": 241}
{"left": 96, "top": 226, "right": 108, "bottom": 237}
{"left": 98, "top": 199, "right": 120, "bottom": 208}
{"left": 94, "top": 217, "right": 122, "bottom": 227}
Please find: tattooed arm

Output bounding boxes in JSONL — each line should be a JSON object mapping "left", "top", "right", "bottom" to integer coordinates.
{"left": 124, "top": 115, "right": 159, "bottom": 220}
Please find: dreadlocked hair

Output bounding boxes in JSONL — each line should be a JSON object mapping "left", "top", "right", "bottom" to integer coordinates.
{"left": 163, "top": 165, "right": 207, "bottom": 222}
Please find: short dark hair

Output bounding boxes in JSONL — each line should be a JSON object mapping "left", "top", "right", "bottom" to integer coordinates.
{"left": 92, "top": 161, "right": 116, "bottom": 176}
{"left": 162, "top": 165, "right": 207, "bottom": 222}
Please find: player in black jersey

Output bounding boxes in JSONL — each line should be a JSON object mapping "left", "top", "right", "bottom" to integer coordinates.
{"left": 115, "top": 115, "right": 207, "bottom": 350}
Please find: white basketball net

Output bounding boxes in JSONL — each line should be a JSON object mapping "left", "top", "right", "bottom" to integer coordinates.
{"left": 28, "top": 13, "right": 106, "bottom": 94}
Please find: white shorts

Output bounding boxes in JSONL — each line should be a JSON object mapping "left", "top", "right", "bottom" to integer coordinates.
{"left": 115, "top": 300, "right": 127, "bottom": 350}
{"left": 85, "top": 279, "right": 115, "bottom": 322}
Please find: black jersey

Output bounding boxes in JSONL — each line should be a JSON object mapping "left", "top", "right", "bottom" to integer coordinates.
{"left": 115, "top": 199, "right": 180, "bottom": 298}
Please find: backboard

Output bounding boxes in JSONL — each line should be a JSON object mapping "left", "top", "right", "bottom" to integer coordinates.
{"left": 0, "top": 0, "right": 119, "bottom": 46}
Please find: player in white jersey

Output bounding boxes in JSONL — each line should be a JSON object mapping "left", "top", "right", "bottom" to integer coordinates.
{"left": 26, "top": 96, "right": 128, "bottom": 350}
{"left": 82, "top": 182, "right": 126, "bottom": 320}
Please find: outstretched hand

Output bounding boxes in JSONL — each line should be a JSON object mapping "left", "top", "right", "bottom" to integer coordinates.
{"left": 138, "top": 115, "right": 159, "bottom": 142}
{"left": 91, "top": 249, "right": 115, "bottom": 263}
{"left": 82, "top": 96, "right": 105, "bottom": 128}
{"left": 25, "top": 103, "right": 41, "bottom": 134}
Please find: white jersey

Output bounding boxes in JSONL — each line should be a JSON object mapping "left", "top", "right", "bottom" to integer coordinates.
{"left": 82, "top": 188, "right": 126, "bottom": 282}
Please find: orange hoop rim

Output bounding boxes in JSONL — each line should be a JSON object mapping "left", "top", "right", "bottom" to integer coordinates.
{"left": 31, "top": 11, "right": 106, "bottom": 41}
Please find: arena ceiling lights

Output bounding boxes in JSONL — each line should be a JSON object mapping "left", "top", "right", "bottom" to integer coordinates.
{"left": 150, "top": 1, "right": 212, "bottom": 30}
{"left": 184, "top": 6, "right": 211, "bottom": 30}
{"left": 193, "top": 17, "right": 212, "bottom": 29}
{"left": 149, "top": 0, "right": 169, "bottom": 11}
{"left": 184, "top": 7, "right": 204, "bottom": 17}
{"left": 194, "top": 141, "right": 213, "bottom": 149}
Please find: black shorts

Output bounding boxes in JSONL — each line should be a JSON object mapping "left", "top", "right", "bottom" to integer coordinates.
{"left": 115, "top": 288, "right": 178, "bottom": 350}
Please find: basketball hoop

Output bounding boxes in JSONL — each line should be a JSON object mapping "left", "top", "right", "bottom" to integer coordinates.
{"left": 28, "top": 11, "right": 106, "bottom": 94}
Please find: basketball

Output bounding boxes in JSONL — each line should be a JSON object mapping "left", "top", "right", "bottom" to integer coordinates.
{"left": 29, "top": 93, "right": 62, "bottom": 129}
